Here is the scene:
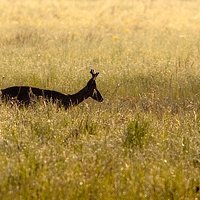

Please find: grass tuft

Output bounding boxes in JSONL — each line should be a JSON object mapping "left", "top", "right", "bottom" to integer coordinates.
{"left": 124, "top": 116, "right": 150, "bottom": 149}
{"left": 1, "top": 0, "right": 200, "bottom": 199}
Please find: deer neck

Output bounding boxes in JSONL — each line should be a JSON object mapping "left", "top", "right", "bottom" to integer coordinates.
{"left": 69, "top": 86, "right": 90, "bottom": 106}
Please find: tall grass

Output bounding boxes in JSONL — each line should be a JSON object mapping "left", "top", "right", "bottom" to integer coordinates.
{"left": 0, "top": 0, "right": 200, "bottom": 199}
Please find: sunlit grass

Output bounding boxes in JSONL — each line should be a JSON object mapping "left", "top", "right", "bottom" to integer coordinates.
{"left": 0, "top": 0, "right": 200, "bottom": 199}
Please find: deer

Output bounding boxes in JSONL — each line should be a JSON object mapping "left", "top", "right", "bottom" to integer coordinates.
{"left": 0, "top": 69, "right": 103, "bottom": 109}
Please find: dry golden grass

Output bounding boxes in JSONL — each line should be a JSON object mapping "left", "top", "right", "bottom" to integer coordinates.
{"left": 0, "top": 0, "right": 200, "bottom": 199}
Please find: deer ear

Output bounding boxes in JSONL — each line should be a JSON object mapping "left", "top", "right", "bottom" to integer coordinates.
{"left": 90, "top": 69, "right": 99, "bottom": 79}
{"left": 90, "top": 69, "right": 94, "bottom": 73}
{"left": 93, "top": 72, "right": 99, "bottom": 80}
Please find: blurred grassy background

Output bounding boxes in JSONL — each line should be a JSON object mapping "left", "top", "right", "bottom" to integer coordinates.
{"left": 0, "top": 0, "right": 200, "bottom": 199}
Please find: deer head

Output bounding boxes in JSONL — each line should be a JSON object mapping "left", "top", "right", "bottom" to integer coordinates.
{"left": 87, "top": 69, "right": 104, "bottom": 102}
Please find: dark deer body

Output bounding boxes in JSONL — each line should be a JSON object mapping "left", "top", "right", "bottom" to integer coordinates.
{"left": 0, "top": 69, "right": 103, "bottom": 109}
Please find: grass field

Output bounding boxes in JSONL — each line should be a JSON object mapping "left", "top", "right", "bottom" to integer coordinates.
{"left": 0, "top": 0, "right": 200, "bottom": 199}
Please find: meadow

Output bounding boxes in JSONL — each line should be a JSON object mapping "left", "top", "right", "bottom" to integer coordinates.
{"left": 0, "top": 0, "right": 200, "bottom": 199}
